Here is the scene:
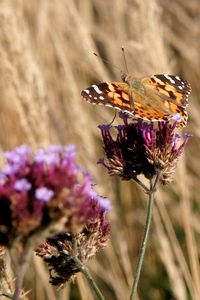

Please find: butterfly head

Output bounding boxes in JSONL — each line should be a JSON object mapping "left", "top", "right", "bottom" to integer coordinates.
{"left": 120, "top": 71, "right": 127, "bottom": 82}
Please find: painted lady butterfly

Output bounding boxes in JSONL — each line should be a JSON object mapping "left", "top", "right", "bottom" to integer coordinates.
{"left": 81, "top": 74, "right": 191, "bottom": 127}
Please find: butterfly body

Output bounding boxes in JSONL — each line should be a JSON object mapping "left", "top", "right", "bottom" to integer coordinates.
{"left": 81, "top": 74, "right": 191, "bottom": 127}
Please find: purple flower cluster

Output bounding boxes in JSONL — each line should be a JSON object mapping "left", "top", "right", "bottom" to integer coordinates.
{"left": 98, "top": 115, "right": 190, "bottom": 184}
{"left": 0, "top": 145, "right": 111, "bottom": 248}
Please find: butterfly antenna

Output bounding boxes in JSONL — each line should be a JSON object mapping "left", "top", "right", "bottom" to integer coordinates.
{"left": 92, "top": 51, "right": 121, "bottom": 72}
{"left": 121, "top": 47, "right": 129, "bottom": 73}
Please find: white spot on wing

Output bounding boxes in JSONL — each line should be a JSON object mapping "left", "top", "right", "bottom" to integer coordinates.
{"left": 178, "top": 85, "right": 183, "bottom": 90}
{"left": 123, "top": 110, "right": 132, "bottom": 114}
{"left": 92, "top": 85, "right": 103, "bottom": 94}
{"left": 175, "top": 76, "right": 181, "bottom": 81}
{"left": 164, "top": 74, "right": 175, "bottom": 84}
{"left": 84, "top": 89, "right": 90, "bottom": 94}
{"left": 99, "top": 96, "right": 105, "bottom": 100}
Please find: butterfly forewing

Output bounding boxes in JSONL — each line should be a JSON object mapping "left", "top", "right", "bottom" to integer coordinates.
{"left": 81, "top": 82, "right": 134, "bottom": 114}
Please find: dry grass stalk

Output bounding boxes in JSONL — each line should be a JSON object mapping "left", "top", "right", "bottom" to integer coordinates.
{"left": 0, "top": 0, "right": 199, "bottom": 299}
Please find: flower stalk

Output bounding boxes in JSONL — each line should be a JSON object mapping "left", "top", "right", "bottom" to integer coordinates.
{"left": 70, "top": 236, "right": 105, "bottom": 300}
{"left": 11, "top": 240, "right": 32, "bottom": 300}
{"left": 130, "top": 174, "right": 159, "bottom": 300}
{"left": 72, "top": 255, "right": 105, "bottom": 300}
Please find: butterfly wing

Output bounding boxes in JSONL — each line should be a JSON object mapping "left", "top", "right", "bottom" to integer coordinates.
{"left": 81, "top": 74, "right": 191, "bottom": 127}
{"left": 140, "top": 74, "right": 191, "bottom": 126}
{"left": 81, "top": 82, "right": 135, "bottom": 114}
{"left": 142, "top": 74, "right": 191, "bottom": 107}
{"left": 82, "top": 82, "right": 174, "bottom": 123}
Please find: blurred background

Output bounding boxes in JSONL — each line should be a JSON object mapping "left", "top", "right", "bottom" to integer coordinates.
{"left": 0, "top": 0, "right": 199, "bottom": 299}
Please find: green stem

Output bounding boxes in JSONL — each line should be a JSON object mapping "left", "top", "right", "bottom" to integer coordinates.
{"left": 73, "top": 256, "right": 105, "bottom": 300}
{"left": 133, "top": 177, "right": 150, "bottom": 194}
{"left": 151, "top": 170, "right": 162, "bottom": 192}
{"left": 71, "top": 236, "right": 105, "bottom": 300}
{"left": 129, "top": 177, "right": 157, "bottom": 300}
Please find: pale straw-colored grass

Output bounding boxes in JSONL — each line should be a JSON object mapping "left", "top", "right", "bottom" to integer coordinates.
{"left": 0, "top": 0, "right": 199, "bottom": 299}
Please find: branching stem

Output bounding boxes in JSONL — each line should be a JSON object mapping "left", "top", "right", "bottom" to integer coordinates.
{"left": 72, "top": 236, "right": 105, "bottom": 300}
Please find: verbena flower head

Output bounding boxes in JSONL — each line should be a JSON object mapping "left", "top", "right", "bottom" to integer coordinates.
{"left": 36, "top": 193, "right": 110, "bottom": 285}
{"left": 98, "top": 115, "right": 190, "bottom": 185}
{"left": 0, "top": 145, "right": 111, "bottom": 250}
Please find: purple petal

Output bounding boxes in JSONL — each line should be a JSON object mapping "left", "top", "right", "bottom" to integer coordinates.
{"left": 4, "top": 151, "right": 22, "bottom": 164}
{"left": 34, "top": 150, "right": 59, "bottom": 165}
{"left": 97, "top": 197, "right": 112, "bottom": 211}
{"left": 172, "top": 113, "right": 182, "bottom": 123}
{"left": 63, "top": 145, "right": 77, "bottom": 159}
{"left": 88, "top": 189, "right": 111, "bottom": 211}
{"left": 4, "top": 145, "right": 31, "bottom": 163}
{"left": 15, "top": 145, "right": 31, "bottom": 156}
{"left": 35, "top": 187, "right": 54, "bottom": 202}
{"left": 14, "top": 178, "right": 32, "bottom": 191}
{"left": 184, "top": 133, "right": 192, "bottom": 139}
{"left": 3, "top": 164, "right": 21, "bottom": 176}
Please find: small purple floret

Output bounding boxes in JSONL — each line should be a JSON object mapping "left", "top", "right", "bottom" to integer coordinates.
{"left": 97, "top": 197, "right": 112, "bottom": 211}
{"left": 2, "top": 164, "right": 21, "bottom": 176}
{"left": 35, "top": 187, "right": 54, "bottom": 202}
{"left": 34, "top": 150, "right": 59, "bottom": 165}
{"left": 4, "top": 145, "right": 31, "bottom": 163}
{"left": 14, "top": 179, "right": 32, "bottom": 192}
{"left": 88, "top": 189, "right": 111, "bottom": 211}
{"left": 172, "top": 113, "right": 182, "bottom": 123}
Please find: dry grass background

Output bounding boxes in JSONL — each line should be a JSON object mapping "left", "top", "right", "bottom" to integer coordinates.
{"left": 0, "top": 0, "right": 199, "bottom": 299}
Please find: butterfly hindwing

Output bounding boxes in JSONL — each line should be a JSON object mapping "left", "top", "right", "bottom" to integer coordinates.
{"left": 144, "top": 74, "right": 191, "bottom": 107}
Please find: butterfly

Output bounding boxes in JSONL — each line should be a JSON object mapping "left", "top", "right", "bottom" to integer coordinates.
{"left": 81, "top": 74, "right": 191, "bottom": 127}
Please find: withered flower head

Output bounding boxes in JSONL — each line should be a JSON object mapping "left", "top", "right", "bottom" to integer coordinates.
{"left": 0, "top": 145, "right": 111, "bottom": 248}
{"left": 36, "top": 190, "right": 110, "bottom": 285}
{"left": 98, "top": 115, "right": 190, "bottom": 184}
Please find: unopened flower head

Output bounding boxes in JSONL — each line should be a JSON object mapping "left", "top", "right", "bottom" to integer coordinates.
{"left": 0, "top": 145, "right": 111, "bottom": 248}
{"left": 98, "top": 115, "right": 190, "bottom": 184}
